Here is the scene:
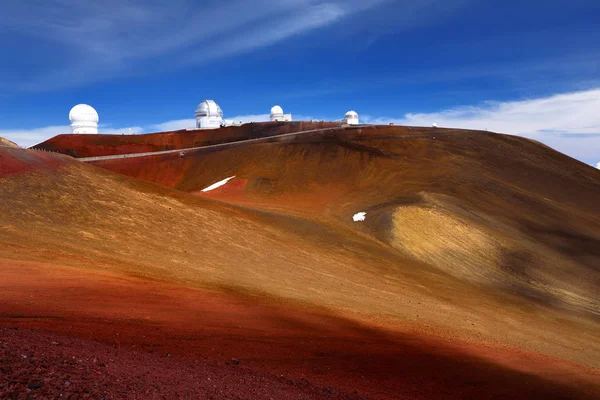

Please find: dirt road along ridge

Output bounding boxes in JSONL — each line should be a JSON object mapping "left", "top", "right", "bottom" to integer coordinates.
{"left": 33, "top": 121, "right": 340, "bottom": 157}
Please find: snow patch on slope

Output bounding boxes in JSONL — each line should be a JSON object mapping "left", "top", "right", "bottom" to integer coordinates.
{"left": 201, "top": 176, "right": 236, "bottom": 192}
{"left": 353, "top": 212, "right": 366, "bottom": 222}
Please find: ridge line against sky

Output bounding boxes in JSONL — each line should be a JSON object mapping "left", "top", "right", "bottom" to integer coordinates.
{"left": 2, "top": 88, "right": 599, "bottom": 168}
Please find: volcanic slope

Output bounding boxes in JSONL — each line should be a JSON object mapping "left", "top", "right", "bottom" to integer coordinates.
{"left": 1, "top": 144, "right": 599, "bottom": 398}
{"left": 91, "top": 126, "right": 600, "bottom": 318}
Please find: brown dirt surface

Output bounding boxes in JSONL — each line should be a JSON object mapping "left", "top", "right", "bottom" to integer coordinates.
{"left": 1, "top": 125, "right": 600, "bottom": 399}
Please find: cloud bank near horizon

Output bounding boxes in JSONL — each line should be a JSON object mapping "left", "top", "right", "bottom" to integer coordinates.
{"left": 1, "top": 89, "right": 599, "bottom": 167}
{"left": 362, "top": 89, "right": 600, "bottom": 135}
{"left": 361, "top": 88, "right": 600, "bottom": 165}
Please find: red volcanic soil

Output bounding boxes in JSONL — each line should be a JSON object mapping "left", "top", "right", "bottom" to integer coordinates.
{"left": 0, "top": 147, "right": 72, "bottom": 178}
{"left": 34, "top": 121, "right": 339, "bottom": 158}
{"left": 1, "top": 326, "right": 365, "bottom": 400}
{"left": 1, "top": 259, "right": 598, "bottom": 400}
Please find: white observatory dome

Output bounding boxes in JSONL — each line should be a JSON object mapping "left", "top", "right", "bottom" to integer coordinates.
{"left": 195, "top": 100, "right": 223, "bottom": 129}
{"left": 69, "top": 104, "right": 99, "bottom": 134}
{"left": 343, "top": 110, "right": 359, "bottom": 125}
{"left": 270, "top": 105, "right": 283, "bottom": 116}
{"left": 195, "top": 100, "right": 223, "bottom": 119}
{"left": 270, "top": 105, "right": 284, "bottom": 122}
{"left": 270, "top": 105, "right": 292, "bottom": 122}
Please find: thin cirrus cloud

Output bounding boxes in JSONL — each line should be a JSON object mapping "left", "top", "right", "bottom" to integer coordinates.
{"left": 0, "top": 0, "right": 389, "bottom": 92}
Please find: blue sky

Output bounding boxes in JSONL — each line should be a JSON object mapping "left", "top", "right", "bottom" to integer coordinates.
{"left": 0, "top": 0, "right": 599, "bottom": 166}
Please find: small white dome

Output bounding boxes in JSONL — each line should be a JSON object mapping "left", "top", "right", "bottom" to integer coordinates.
{"left": 345, "top": 110, "right": 358, "bottom": 118}
{"left": 195, "top": 100, "right": 223, "bottom": 118}
{"left": 270, "top": 105, "right": 284, "bottom": 115}
{"left": 69, "top": 104, "right": 99, "bottom": 123}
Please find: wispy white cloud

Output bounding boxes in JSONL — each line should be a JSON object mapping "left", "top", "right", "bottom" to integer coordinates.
{"left": 595, "top": 161, "right": 600, "bottom": 170}
{"left": 0, "top": 0, "right": 390, "bottom": 91}
{"left": 176, "top": 3, "right": 347, "bottom": 67}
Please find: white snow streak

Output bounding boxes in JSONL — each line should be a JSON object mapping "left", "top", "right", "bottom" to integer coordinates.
{"left": 353, "top": 212, "right": 367, "bottom": 222}
{"left": 201, "top": 176, "right": 236, "bottom": 192}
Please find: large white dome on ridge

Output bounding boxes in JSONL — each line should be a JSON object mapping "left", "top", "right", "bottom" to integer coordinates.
{"left": 195, "top": 99, "right": 223, "bottom": 129}
{"left": 69, "top": 104, "right": 99, "bottom": 123}
{"left": 69, "top": 104, "right": 99, "bottom": 134}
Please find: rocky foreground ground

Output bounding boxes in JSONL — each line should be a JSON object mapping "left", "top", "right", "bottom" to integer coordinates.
{"left": 0, "top": 326, "right": 365, "bottom": 400}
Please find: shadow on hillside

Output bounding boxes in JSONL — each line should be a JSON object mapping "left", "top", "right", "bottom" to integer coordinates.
{"left": 2, "top": 280, "right": 597, "bottom": 400}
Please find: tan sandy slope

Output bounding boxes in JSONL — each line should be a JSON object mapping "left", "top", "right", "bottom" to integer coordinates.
{"left": 0, "top": 136, "right": 19, "bottom": 148}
